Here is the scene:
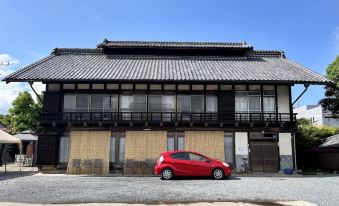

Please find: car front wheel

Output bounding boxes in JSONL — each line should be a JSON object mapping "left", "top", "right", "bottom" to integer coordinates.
{"left": 212, "top": 168, "right": 224, "bottom": 180}
{"left": 161, "top": 168, "right": 173, "bottom": 180}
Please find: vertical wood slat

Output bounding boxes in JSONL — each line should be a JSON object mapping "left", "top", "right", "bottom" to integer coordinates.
{"left": 43, "top": 92, "right": 61, "bottom": 112}
{"left": 184, "top": 131, "right": 225, "bottom": 161}
{"left": 67, "top": 131, "right": 111, "bottom": 175}
{"left": 36, "top": 134, "right": 59, "bottom": 165}
{"left": 125, "top": 131, "right": 167, "bottom": 161}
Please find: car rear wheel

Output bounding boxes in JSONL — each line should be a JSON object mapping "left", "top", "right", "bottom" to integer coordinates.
{"left": 161, "top": 168, "right": 173, "bottom": 180}
{"left": 212, "top": 168, "right": 224, "bottom": 180}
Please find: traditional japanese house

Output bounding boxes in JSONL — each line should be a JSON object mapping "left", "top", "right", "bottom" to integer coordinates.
{"left": 3, "top": 40, "right": 329, "bottom": 174}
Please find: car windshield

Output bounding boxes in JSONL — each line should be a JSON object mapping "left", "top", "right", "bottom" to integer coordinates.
{"left": 188, "top": 153, "right": 206, "bottom": 161}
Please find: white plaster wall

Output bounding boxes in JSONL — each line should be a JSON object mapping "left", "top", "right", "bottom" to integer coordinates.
{"left": 235, "top": 132, "right": 248, "bottom": 155}
{"left": 279, "top": 133, "right": 292, "bottom": 155}
{"left": 294, "top": 105, "right": 339, "bottom": 127}
{"left": 277, "top": 85, "right": 290, "bottom": 113}
{"left": 294, "top": 105, "right": 323, "bottom": 125}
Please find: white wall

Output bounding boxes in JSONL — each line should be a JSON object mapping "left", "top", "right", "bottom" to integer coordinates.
{"left": 277, "top": 85, "right": 290, "bottom": 113}
{"left": 235, "top": 132, "right": 248, "bottom": 155}
{"left": 279, "top": 133, "right": 292, "bottom": 156}
{"left": 294, "top": 105, "right": 339, "bottom": 127}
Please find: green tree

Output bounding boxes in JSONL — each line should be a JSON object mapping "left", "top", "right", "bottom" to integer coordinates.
{"left": 319, "top": 56, "right": 339, "bottom": 117}
{"left": 7, "top": 91, "right": 42, "bottom": 134}
{"left": 296, "top": 118, "right": 339, "bottom": 150}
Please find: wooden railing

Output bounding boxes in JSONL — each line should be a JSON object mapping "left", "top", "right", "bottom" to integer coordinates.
{"left": 39, "top": 112, "right": 296, "bottom": 124}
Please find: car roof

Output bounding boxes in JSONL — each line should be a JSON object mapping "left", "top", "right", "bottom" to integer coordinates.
{"left": 163, "top": 150, "right": 205, "bottom": 156}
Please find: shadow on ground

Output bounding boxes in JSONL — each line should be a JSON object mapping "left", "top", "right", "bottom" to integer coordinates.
{"left": 170, "top": 176, "right": 241, "bottom": 181}
{"left": 0, "top": 171, "right": 37, "bottom": 181}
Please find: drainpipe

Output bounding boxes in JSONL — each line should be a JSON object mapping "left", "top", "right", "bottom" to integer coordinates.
{"left": 292, "top": 133, "right": 298, "bottom": 172}
{"left": 291, "top": 84, "right": 310, "bottom": 173}
{"left": 28, "top": 81, "right": 43, "bottom": 104}
{"left": 292, "top": 84, "right": 309, "bottom": 106}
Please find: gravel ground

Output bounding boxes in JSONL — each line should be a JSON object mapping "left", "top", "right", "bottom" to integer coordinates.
{"left": 0, "top": 174, "right": 338, "bottom": 206}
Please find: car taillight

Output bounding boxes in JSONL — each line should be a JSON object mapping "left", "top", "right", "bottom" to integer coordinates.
{"left": 158, "top": 155, "right": 164, "bottom": 165}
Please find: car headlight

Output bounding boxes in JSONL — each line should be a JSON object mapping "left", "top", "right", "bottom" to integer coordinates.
{"left": 222, "top": 162, "right": 229, "bottom": 167}
{"left": 159, "top": 155, "right": 164, "bottom": 165}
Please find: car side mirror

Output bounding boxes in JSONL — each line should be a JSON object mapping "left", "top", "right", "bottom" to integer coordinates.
{"left": 206, "top": 159, "right": 211, "bottom": 163}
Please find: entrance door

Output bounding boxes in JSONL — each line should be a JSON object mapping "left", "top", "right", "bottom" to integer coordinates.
{"left": 250, "top": 141, "right": 279, "bottom": 172}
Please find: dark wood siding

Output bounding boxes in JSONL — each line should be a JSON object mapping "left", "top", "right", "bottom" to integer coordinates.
{"left": 250, "top": 141, "right": 279, "bottom": 172}
{"left": 36, "top": 134, "right": 59, "bottom": 166}
{"left": 218, "top": 91, "right": 235, "bottom": 121}
{"left": 43, "top": 92, "right": 61, "bottom": 112}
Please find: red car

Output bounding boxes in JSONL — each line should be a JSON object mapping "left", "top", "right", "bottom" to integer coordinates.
{"left": 155, "top": 150, "right": 232, "bottom": 180}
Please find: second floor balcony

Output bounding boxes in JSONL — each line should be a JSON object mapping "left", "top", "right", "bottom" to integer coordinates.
{"left": 39, "top": 112, "right": 296, "bottom": 127}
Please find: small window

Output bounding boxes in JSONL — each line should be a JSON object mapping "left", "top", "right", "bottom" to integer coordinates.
{"left": 188, "top": 153, "right": 206, "bottom": 161}
{"left": 234, "top": 85, "right": 246, "bottom": 91}
{"left": 178, "top": 84, "right": 190, "bottom": 90}
{"left": 224, "top": 132, "right": 234, "bottom": 164}
{"left": 206, "top": 85, "right": 218, "bottom": 91}
{"left": 220, "top": 85, "right": 232, "bottom": 91}
{"left": 135, "top": 84, "right": 147, "bottom": 90}
{"left": 106, "top": 84, "right": 119, "bottom": 90}
{"left": 118, "top": 132, "right": 125, "bottom": 163}
{"left": 263, "top": 85, "right": 274, "bottom": 91}
{"left": 110, "top": 133, "right": 116, "bottom": 163}
{"left": 170, "top": 152, "right": 187, "bottom": 160}
{"left": 150, "top": 84, "right": 162, "bottom": 90}
{"left": 249, "top": 85, "right": 260, "bottom": 91}
{"left": 59, "top": 134, "right": 69, "bottom": 163}
{"left": 121, "top": 84, "right": 133, "bottom": 90}
{"left": 48, "top": 84, "right": 60, "bottom": 91}
{"left": 92, "top": 84, "right": 105, "bottom": 90}
{"left": 78, "top": 84, "right": 90, "bottom": 89}
{"left": 164, "top": 84, "right": 176, "bottom": 90}
{"left": 192, "top": 85, "right": 204, "bottom": 90}
{"left": 167, "top": 132, "right": 175, "bottom": 151}
{"left": 63, "top": 84, "right": 75, "bottom": 90}
{"left": 177, "top": 132, "right": 185, "bottom": 150}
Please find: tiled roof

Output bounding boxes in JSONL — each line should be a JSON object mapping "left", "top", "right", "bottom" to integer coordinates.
{"left": 320, "top": 134, "right": 339, "bottom": 148}
{"left": 97, "top": 40, "right": 252, "bottom": 49}
{"left": 3, "top": 41, "right": 329, "bottom": 84}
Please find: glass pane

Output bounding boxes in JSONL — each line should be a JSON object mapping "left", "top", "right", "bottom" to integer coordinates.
{"left": 149, "top": 95, "right": 162, "bottom": 112}
{"left": 177, "top": 96, "right": 190, "bottom": 112}
{"left": 249, "top": 96, "right": 261, "bottom": 112}
{"left": 59, "top": 135, "right": 69, "bottom": 163}
{"left": 110, "top": 135, "right": 116, "bottom": 163}
{"left": 133, "top": 94, "right": 147, "bottom": 112}
{"left": 206, "top": 96, "right": 218, "bottom": 113}
{"left": 104, "top": 95, "right": 118, "bottom": 112}
{"left": 163, "top": 96, "right": 176, "bottom": 121}
{"left": 120, "top": 96, "right": 133, "bottom": 120}
{"left": 76, "top": 94, "right": 89, "bottom": 112}
{"left": 224, "top": 133, "right": 233, "bottom": 163}
{"left": 189, "top": 153, "right": 206, "bottom": 161}
{"left": 264, "top": 97, "right": 275, "bottom": 112}
{"left": 64, "top": 95, "right": 76, "bottom": 112}
{"left": 167, "top": 132, "right": 175, "bottom": 151}
{"left": 177, "top": 132, "right": 185, "bottom": 150}
{"left": 170, "top": 152, "right": 187, "bottom": 160}
{"left": 119, "top": 133, "right": 125, "bottom": 163}
{"left": 191, "top": 95, "right": 204, "bottom": 113}
{"left": 162, "top": 96, "right": 176, "bottom": 112}
{"left": 235, "top": 95, "right": 248, "bottom": 112}
{"left": 120, "top": 96, "right": 133, "bottom": 112}
{"left": 91, "top": 95, "right": 104, "bottom": 112}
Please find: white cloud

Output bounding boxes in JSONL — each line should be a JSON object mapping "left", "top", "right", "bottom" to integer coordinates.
{"left": 0, "top": 53, "right": 45, "bottom": 114}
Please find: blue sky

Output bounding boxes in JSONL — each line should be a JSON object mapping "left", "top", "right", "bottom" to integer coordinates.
{"left": 0, "top": 0, "right": 338, "bottom": 114}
